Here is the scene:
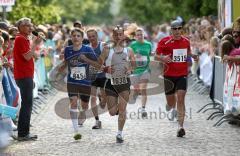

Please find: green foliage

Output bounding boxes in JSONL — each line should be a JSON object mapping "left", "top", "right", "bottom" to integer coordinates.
{"left": 121, "top": 0, "right": 218, "bottom": 24}
{"left": 57, "top": 0, "right": 113, "bottom": 24}
{"left": 121, "top": 0, "right": 175, "bottom": 26}
{"left": 7, "top": 0, "right": 62, "bottom": 25}
{"left": 4, "top": 0, "right": 218, "bottom": 26}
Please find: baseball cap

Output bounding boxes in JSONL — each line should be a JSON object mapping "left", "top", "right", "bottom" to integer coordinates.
{"left": 73, "top": 21, "right": 82, "bottom": 27}
{"left": 170, "top": 20, "right": 182, "bottom": 28}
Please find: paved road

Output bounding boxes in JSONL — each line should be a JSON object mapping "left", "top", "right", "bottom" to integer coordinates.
{"left": 2, "top": 87, "right": 240, "bottom": 156}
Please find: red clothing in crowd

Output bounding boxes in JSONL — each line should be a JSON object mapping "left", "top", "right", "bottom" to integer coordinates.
{"left": 13, "top": 34, "right": 34, "bottom": 79}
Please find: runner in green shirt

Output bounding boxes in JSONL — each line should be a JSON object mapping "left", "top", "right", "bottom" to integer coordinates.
{"left": 130, "top": 27, "right": 152, "bottom": 117}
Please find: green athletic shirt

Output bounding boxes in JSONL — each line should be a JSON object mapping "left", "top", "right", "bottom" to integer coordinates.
{"left": 130, "top": 40, "right": 152, "bottom": 74}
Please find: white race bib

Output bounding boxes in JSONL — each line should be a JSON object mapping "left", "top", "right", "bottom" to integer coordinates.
{"left": 135, "top": 54, "right": 148, "bottom": 67}
{"left": 111, "top": 76, "right": 128, "bottom": 85}
{"left": 70, "top": 67, "right": 86, "bottom": 80}
{"left": 173, "top": 49, "right": 187, "bottom": 62}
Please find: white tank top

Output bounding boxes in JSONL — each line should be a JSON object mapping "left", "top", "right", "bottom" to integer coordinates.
{"left": 105, "top": 47, "right": 129, "bottom": 79}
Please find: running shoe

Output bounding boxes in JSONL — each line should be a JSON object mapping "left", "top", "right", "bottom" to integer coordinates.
{"left": 167, "top": 109, "right": 177, "bottom": 121}
{"left": 141, "top": 109, "right": 148, "bottom": 118}
{"left": 92, "top": 120, "right": 102, "bottom": 129}
{"left": 166, "top": 104, "right": 172, "bottom": 112}
{"left": 116, "top": 134, "right": 124, "bottom": 143}
{"left": 78, "top": 112, "right": 86, "bottom": 126}
{"left": 177, "top": 128, "right": 186, "bottom": 137}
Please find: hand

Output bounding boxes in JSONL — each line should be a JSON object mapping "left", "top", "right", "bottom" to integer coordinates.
{"left": 58, "top": 63, "right": 66, "bottom": 72}
{"left": 32, "top": 36, "right": 42, "bottom": 45}
{"left": 103, "top": 66, "right": 115, "bottom": 74}
{"left": 191, "top": 54, "right": 199, "bottom": 62}
{"left": 222, "top": 55, "right": 230, "bottom": 63}
{"left": 2, "top": 62, "right": 12, "bottom": 68}
{"left": 126, "top": 70, "right": 132, "bottom": 75}
{"left": 162, "top": 54, "right": 172, "bottom": 63}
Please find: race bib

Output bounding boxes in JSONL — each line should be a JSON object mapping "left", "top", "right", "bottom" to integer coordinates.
{"left": 173, "top": 49, "right": 187, "bottom": 62}
{"left": 111, "top": 76, "right": 128, "bottom": 85}
{"left": 70, "top": 67, "right": 86, "bottom": 80}
{"left": 136, "top": 54, "right": 148, "bottom": 67}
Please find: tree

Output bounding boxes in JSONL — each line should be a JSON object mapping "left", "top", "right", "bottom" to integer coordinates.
{"left": 7, "top": 0, "right": 62, "bottom": 25}
{"left": 56, "top": 0, "right": 113, "bottom": 25}
{"left": 121, "top": 0, "right": 218, "bottom": 25}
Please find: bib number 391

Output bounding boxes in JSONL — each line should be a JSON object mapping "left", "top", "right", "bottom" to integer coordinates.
{"left": 111, "top": 76, "right": 128, "bottom": 85}
{"left": 173, "top": 49, "right": 187, "bottom": 62}
{"left": 70, "top": 67, "right": 86, "bottom": 80}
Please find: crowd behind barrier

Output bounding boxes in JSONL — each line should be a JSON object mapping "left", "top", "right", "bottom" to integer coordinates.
{"left": 196, "top": 17, "right": 240, "bottom": 127}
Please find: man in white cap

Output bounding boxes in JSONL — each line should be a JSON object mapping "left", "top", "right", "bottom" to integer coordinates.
{"left": 155, "top": 20, "right": 198, "bottom": 137}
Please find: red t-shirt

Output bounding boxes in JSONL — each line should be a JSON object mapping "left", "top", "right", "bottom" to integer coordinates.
{"left": 156, "top": 36, "right": 191, "bottom": 77}
{"left": 13, "top": 34, "right": 34, "bottom": 79}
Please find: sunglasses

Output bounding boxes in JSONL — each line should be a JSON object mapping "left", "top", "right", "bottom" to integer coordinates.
{"left": 113, "top": 25, "right": 123, "bottom": 32}
{"left": 171, "top": 27, "right": 182, "bottom": 30}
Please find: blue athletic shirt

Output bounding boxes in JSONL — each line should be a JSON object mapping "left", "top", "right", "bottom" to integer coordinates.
{"left": 64, "top": 45, "right": 97, "bottom": 86}
{"left": 89, "top": 42, "right": 105, "bottom": 78}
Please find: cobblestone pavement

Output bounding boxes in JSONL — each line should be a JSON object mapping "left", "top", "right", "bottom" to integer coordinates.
{"left": 1, "top": 86, "right": 240, "bottom": 156}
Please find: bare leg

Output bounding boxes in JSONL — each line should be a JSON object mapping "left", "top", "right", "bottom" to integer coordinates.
{"left": 99, "top": 88, "right": 107, "bottom": 109}
{"left": 166, "top": 94, "right": 177, "bottom": 109}
{"left": 118, "top": 90, "right": 129, "bottom": 131}
{"left": 176, "top": 90, "right": 186, "bottom": 127}
{"left": 139, "top": 80, "right": 148, "bottom": 108}
{"left": 106, "top": 96, "right": 118, "bottom": 116}
{"left": 90, "top": 86, "right": 98, "bottom": 118}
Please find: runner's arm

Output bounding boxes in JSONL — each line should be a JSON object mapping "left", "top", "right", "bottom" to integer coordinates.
{"left": 128, "top": 47, "right": 136, "bottom": 73}
{"left": 80, "top": 54, "right": 102, "bottom": 70}
{"left": 58, "top": 60, "right": 67, "bottom": 72}
{"left": 98, "top": 46, "right": 109, "bottom": 66}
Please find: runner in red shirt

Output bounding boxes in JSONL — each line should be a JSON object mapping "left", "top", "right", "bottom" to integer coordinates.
{"left": 155, "top": 20, "right": 198, "bottom": 137}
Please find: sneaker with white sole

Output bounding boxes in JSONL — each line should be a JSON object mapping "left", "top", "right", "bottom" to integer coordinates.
{"left": 92, "top": 120, "right": 102, "bottom": 129}
{"left": 116, "top": 134, "right": 124, "bottom": 143}
{"left": 166, "top": 104, "right": 172, "bottom": 112}
{"left": 167, "top": 109, "right": 177, "bottom": 121}
{"left": 78, "top": 112, "right": 86, "bottom": 126}
{"left": 141, "top": 109, "right": 148, "bottom": 118}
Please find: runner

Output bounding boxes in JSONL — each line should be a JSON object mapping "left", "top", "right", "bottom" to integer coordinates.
{"left": 98, "top": 25, "right": 135, "bottom": 143}
{"left": 59, "top": 28, "right": 99, "bottom": 140}
{"left": 86, "top": 28, "right": 107, "bottom": 129}
{"left": 155, "top": 20, "right": 198, "bottom": 137}
{"left": 129, "top": 27, "right": 152, "bottom": 118}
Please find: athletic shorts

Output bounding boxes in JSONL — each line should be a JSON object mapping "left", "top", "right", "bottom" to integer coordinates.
{"left": 67, "top": 83, "right": 91, "bottom": 102}
{"left": 164, "top": 76, "right": 187, "bottom": 95}
{"left": 130, "top": 70, "right": 150, "bottom": 85}
{"left": 104, "top": 78, "right": 131, "bottom": 97}
{"left": 92, "top": 77, "right": 107, "bottom": 88}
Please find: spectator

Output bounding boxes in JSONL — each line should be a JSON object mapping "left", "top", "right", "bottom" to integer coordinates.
{"left": 13, "top": 17, "right": 42, "bottom": 141}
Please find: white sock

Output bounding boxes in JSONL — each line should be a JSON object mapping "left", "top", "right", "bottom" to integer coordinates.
{"left": 117, "top": 130, "right": 123, "bottom": 136}
{"left": 70, "top": 108, "right": 79, "bottom": 133}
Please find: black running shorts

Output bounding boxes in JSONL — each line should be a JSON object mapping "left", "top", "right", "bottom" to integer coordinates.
{"left": 164, "top": 76, "right": 187, "bottom": 95}
{"left": 67, "top": 83, "right": 91, "bottom": 102}
{"left": 104, "top": 78, "right": 130, "bottom": 97}
{"left": 92, "top": 77, "right": 107, "bottom": 88}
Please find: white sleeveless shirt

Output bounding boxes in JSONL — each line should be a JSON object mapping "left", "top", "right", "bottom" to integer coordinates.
{"left": 105, "top": 47, "right": 130, "bottom": 79}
